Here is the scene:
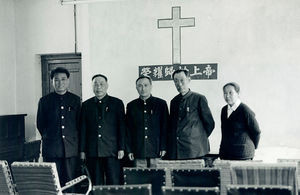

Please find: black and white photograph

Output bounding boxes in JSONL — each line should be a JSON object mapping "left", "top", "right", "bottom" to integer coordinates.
{"left": 0, "top": 0, "right": 299, "bottom": 194}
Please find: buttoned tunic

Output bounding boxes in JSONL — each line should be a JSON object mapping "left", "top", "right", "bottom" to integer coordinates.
{"left": 37, "top": 92, "right": 81, "bottom": 158}
{"left": 168, "top": 90, "right": 215, "bottom": 159}
{"left": 126, "top": 96, "right": 168, "bottom": 158}
{"left": 80, "top": 95, "right": 126, "bottom": 157}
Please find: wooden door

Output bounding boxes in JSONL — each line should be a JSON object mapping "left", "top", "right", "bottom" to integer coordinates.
{"left": 41, "top": 53, "right": 82, "bottom": 99}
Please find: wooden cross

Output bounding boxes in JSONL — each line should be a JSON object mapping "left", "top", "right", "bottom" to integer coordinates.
{"left": 158, "top": 6, "right": 195, "bottom": 65}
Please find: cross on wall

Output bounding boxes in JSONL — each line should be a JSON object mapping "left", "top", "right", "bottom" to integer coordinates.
{"left": 158, "top": 6, "right": 195, "bottom": 65}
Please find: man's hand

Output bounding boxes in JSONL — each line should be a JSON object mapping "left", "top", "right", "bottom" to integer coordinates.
{"left": 80, "top": 152, "right": 86, "bottom": 165}
{"left": 160, "top": 150, "right": 166, "bottom": 158}
{"left": 80, "top": 152, "right": 86, "bottom": 161}
{"left": 118, "top": 150, "right": 124, "bottom": 159}
{"left": 128, "top": 153, "right": 134, "bottom": 161}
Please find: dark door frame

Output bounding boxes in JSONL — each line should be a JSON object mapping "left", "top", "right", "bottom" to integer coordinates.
{"left": 41, "top": 53, "right": 82, "bottom": 97}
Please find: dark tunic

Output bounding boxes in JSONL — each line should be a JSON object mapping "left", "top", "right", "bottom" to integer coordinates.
{"left": 126, "top": 96, "right": 168, "bottom": 158}
{"left": 219, "top": 103, "right": 261, "bottom": 160}
{"left": 37, "top": 91, "right": 81, "bottom": 158}
{"left": 79, "top": 95, "right": 126, "bottom": 157}
{"left": 37, "top": 91, "right": 81, "bottom": 187}
{"left": 168, "top": 90, "right": 215, "bottom": 159}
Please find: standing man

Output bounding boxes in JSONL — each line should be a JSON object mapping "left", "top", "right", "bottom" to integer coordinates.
{"left": 167, "top": 69, "right": 215, "bottom": 160}
{"left": 219, "top": 82, "right": 260, "bottom": 160}
{"left": 37, "top": 67, "right": 81, "bottom": 186}
{"left": 126, "top": 76, "right": 168, "bottom": 168}
{"left": 80, "top": 74, "right": 125, "bottom": 185}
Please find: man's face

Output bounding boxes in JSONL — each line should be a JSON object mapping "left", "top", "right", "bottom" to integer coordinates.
{"left": 223, "top": 85, "right": 239, "bottom": 106}
{"left": 93, "top": 76, "right": 108, "bottom": 99}
{"left": 136, "top": 78, "right": 152, "bottom": 99}
{"left": 173, "top": 72, "right": 190, "bottom": 94}
{"left": 52, "top": 73, "right": 69, "bottom": 95}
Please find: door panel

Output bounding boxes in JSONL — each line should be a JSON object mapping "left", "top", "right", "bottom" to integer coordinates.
{"left": 41, "top": 54, "right": 82, "bottom": 99}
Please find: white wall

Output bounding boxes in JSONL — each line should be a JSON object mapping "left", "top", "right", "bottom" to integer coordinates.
{"left": 0, "top": 0, "right": 16, "bottom": 114}
{"left": 14, "top": 0, "right": 87, "bottom": 140}
{"left": 2, "top": 0, "right": 300, "bottom": 160}
{"left": 87, "top": 0, "right": 300, "bottom": 154}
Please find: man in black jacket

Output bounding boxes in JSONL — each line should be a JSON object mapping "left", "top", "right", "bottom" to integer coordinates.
{"left": 168, "top": 69, "right": 215, "bottom": 160}
{"left": 37, "top": 67, "right": 81, "bottom": 186}
{"left": 126, "top": 76, "right": 168, "bottom": 168}
{"left": 219, "top": 82, "right": 260, "bottom": 160}
{"left": 79, "top": 74, "right": 125, "bottom": 185}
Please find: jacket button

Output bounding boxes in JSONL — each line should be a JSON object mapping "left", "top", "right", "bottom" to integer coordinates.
{"left": 61, "top": 126, "right": 65, "bottom": 129}
{"left": 61, "top": 106, "right": 64, "bottom": 110}
{"left": 145, "top": 136, "right": 148, "bottom": 139}
{"left": 145, "top": 127, "right": 148, "bottom": 130}
{"left": 98, "top": 125, "right": 102, "bottom": 129}
{"left": 98, "top": 134, "right": 102, "bottom": 138}
{"left": 61, "top": 116, "right": 64, "bottom": 119}
{"left": 62, "top": 135, "right": 65, "bottom": 139}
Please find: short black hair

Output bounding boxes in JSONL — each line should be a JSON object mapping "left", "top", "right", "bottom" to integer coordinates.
{"left": 172, "top": 69, "right": 190, "bottom": 80}
{"left": 136, "top": 75, "right": 152, "bottom": 85}
{"left": 223, "top": 82, "right": 240, "bottom": 93}
{"left": 50, "top": 67, "right": 70, "bottom": 79}
{"left": 92, "top": 74, "right": 108, "bottom": 82}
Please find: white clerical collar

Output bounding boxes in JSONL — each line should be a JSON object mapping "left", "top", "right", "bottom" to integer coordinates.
{"left": 227, "top": 99, "right": 241, "bottom": 118}
{"left": 228, "top": 99, "right": 241, "bottom": 111}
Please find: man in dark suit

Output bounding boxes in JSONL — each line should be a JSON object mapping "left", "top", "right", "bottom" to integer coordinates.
{"left": 168, "top": 69, "right": 215, "bottom": 160}
{"left": 219, "top": 82, "right": 261, "bottom": 160}
{"left": 126, "top": 76, "right": 168, "bottom": 168}
{"left": 37, "top": 67, "right": 81, "bottom": 186}
{"left": 79, "top": 74, "right": 125, "bottom": 185}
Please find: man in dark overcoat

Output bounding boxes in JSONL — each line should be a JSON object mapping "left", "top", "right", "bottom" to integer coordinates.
{"left": 126, "top": 76, "right": 168, "bottom": 167}
{"left": 79, "top": 74, "right": 125, "bottom": 185}
{"left": 37, "top": 67, "right": 81, "bottom": 186}
{"left": 168, "top": 69, "right": 215, "bottom": 160}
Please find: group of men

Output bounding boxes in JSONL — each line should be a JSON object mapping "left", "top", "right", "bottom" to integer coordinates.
{"left": 37, "top": 67, "right": 215, "bottom": 186}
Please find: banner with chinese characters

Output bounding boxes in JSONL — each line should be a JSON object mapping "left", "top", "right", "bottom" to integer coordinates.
{"left": 139, "top": 64, "right": 217, "bottom": 81}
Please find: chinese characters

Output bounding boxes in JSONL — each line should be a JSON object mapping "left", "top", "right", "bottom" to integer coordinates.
{"left": 139, "top": 64, "right": 217, "bottom": 81}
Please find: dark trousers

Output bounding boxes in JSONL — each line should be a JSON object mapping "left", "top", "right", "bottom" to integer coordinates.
{"left": 44, "top": 157, "right": 77, "bottom": 187}
{"left": 86, "top": 157, "right": 122, "bottom": 185}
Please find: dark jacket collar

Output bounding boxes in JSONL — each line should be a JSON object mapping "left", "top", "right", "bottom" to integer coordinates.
{"left": 94, "top": 94, "right": 109, "bottom": 103}
{"left": 180, "top": 89, "right": 192, "bottom": 99}
{"left": 54, "top": 91, "right": 69, "bottom": 98}
{"left": 138, "top": 95, "right": 153, "bottom": 103}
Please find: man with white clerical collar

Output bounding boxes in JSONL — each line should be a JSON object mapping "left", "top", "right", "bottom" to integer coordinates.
{"left": 219, "top": 82, "right": 261, "bottom": 160}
